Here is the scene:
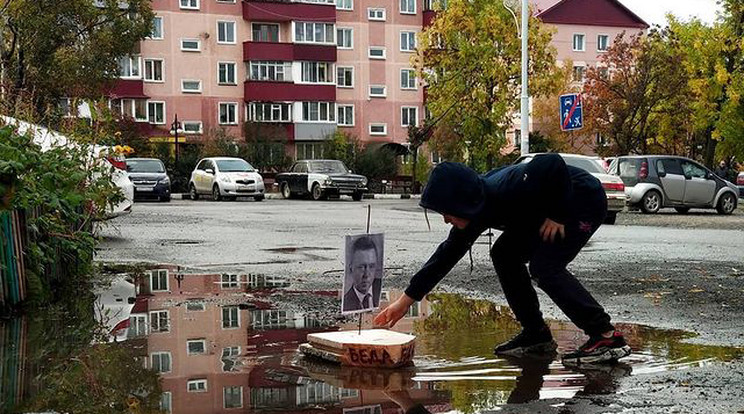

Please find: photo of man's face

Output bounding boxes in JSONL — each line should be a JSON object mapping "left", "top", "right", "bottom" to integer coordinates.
{"left": 350, "top": 247, "right": 376, "bottom": 295}
{"left": 342, "top": 233, "right": 384, "bottom": 314}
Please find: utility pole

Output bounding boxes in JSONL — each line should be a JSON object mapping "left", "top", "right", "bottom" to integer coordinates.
{"left": 171, "top": 114, "right": 181, "bottom": 166}
{"left": 520, "top": 0, "right": 529, "bottom": 155}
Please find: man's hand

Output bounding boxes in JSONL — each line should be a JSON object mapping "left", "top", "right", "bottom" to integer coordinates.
{"left": 373, "top": 294, "right": 415, "bottom": 328}
{"left": 540, "top": 218, "right": 565, "bottom": 243}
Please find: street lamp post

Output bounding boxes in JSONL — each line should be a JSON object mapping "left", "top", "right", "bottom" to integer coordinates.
{"left": 504, "top": 0, "right": 530, "bottom": 155}
{"left": 170, "top": 114, "right": 182, "bottom": 166}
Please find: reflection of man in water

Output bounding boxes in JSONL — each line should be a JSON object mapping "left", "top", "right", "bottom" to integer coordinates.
{"left": 343, "top": 236, "right": 381, "bottom": 312}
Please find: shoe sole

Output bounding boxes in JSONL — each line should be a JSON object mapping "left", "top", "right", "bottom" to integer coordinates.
{"left": 561, "top": 345, "right": 632, "bottom": 365}
{"left": 495, "top": 341, "right": 558, "bottom": 357}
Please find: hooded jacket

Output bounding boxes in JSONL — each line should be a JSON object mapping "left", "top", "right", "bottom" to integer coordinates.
{"left": 406, "top": 153, "right": 604, "bottom": 301}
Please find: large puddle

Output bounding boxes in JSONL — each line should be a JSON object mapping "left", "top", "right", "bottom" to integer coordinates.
{"left": 2, "top": 268, "right": 743, "bottom": 413}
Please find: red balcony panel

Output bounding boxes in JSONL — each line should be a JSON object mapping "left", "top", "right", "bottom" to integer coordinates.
{"left": 243, "top": 42, "right": 336, "bottom": 62}
{"left": 244, "top": 81, "right": 336, "bottom": 101}
{"left": 423, "top": 10, "right": 437, "bottom": 27}
{"left": 242, "top": 1, "right": 336, "bottom": 22}
{"left": 107, "top": 79, "right": 148, "bottom": 99}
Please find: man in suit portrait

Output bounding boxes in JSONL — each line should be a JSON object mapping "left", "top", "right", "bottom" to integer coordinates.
{"left": 343, "top": 235, "right": 382, "bottom": 312}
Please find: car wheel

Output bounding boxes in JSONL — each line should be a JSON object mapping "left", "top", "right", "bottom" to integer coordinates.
{"left": 281, "top": 182, "right": 292, "bottom": 199}
{"left": 352, "top": 191, "right": 363, "bottom": 201}
{"left": 311, "top": 183, "right": 324, "bottom": 201}
{"left": 189, "top": 184, "right": 199, "bottom": 201}
{"left": 675, "top": 207, "right": 690, "bottom": 214}
{"left": 604, "top": 211, "right": 617, "bottom": 225}
{"left": 160, "top": 195, "right": 171, "bottom": 202}
{"left": 212, "top": 185, "right": 222, "bottom": 201}
{"left": 254, "top": 195, "right": 265, "bottom": 202}
{"left": 717, "top": 192, "right": 737, "bottom": 215}
{"left": 640, "top": 190, "right": 661, "bottom": 214}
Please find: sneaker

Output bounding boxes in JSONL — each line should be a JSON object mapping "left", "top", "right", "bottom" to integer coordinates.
{"left": 561, "top": 331, "right": 631, "bottom": 365}
{"left": 494, "top": 327, "right": 558, "bottom": 357}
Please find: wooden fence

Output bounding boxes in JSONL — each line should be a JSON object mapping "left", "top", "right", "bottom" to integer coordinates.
{"left": 0, "top": 210, "right": 27, "bottom": 307}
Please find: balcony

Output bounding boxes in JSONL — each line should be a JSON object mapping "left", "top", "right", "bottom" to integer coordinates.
{"left": 106, "top": 79, "right": 148, "bottom": 99}
{"left": 423, "top": 10, "right": 437, "bottom": 27}
{"left": 242, "top": 0, "right": 336, "bottom": 22}
{"left": 244, "top": 81, "right": 335, "bottom": 101}
{"left": 243, "top": 41, "right": 336, "bottom": 62}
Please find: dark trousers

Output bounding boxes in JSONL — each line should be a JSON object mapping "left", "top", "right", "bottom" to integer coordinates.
{"left": 490, "top": 195, "right": 614, "bottom": 337}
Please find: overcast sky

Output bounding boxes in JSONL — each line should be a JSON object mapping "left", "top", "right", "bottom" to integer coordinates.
{"left": 618, "top": 0, "right": 721, "bottom": 27}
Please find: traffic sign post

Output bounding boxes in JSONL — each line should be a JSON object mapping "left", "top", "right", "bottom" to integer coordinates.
{"left": 560, "top": 93, "right": 583, "bottom": 131}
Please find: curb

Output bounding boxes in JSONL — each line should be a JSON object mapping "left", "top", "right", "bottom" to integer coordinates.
{"left": 172, "top": 193, "right": 420, "bottom": 200}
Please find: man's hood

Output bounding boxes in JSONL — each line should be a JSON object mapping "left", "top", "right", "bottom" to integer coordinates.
{"left": 419, "top": 162, "right": 485, "bottom": 220}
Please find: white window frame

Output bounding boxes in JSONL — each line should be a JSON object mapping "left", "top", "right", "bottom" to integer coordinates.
{"left": 368, "top": 7, "right": 386, "bottom": 21}
{"left": 187, "top": 339, "right": 207, "bottom": 355}
{"left": 150, "top": 269, "right": 168, "bottom": 291}
{"left": 293, "top": 22, "right": 336, "bottom": 45}
{"left": 400, "top": 0, "right": 416, "bottom": 14}
{"left": 149, "top": 16, "right": 164, "bottom": 40}
{"left": 400, "top": 68, "right": 417, "bottom": 90}
{"left": 218, "top": 102, "right": 238, "bottom": 125}
{"left": 116, "top": 98, "right": 148, "bottom": 122}
{"left": 151, "top": 352, "right": 172, "bottom": 373}
{"left": 249, "top": 102, "right": 292, "bottom": 122}
{"left": 301, "top": 102, "right": 336, "bottom": 122}
{"left": 128, "top": 314, "right": 148, "bottom": 337}
{"left": 572, "top": 65, "right": 586, "bottom": 82}
{"left": 223, "top": 386, "right": 244, "bottom": 409}
{"left": 180, "top": 0, "right": 199, "bottom": 10}
{"left": 597, "top": 34, "right": 609, "bottom": 52}
{"left": 400, "top": 31, "right": 416, "bottom": 52}
{"left": 217, "top": 0, "right": 236, "bottom": 3}
{"left": 180, "top": 38, "right": 201, "bottom": 52}
{"left": 150, "top": 310, "right": 170, "bottom": 333}
{"left": 252, "top": 22, "right": 281, "bottom": 42}
{"left": 368, "top": 47, "right": 386, "bottom": 59}
{"left": 185, "top": 300, "right": 206, "bottom": 311}
{"left": 221, "top": 274, "right": 239, "bottom": 289}
{"left": 336, "top": 0, "right": 352, "bottom": 10}
{"left": 160, "top": 391, "right": 172, "bottom": 413}
{"left": 337, "top": 104, "right": 354, "bottom": 127}
{"left": 147, "top": 101, "right": 166, "bottom": 125}
{"left": 218, "top": 61, "right": 237, "bottom": 85}
{"left": 118, "top": 56, "right": 141, "bottom": 79}
{"left": 217, "top": 21, "right": 237, "bottom": 45}
{"left": 300, "top": 61, "right": 334, "bottom": 84}
{"left": 336, "top": 66, "right": 354, "bottom": 88}
{"left": 181, "top": 79, "right": 202, "bottom": 93}
{"left": 369, "top": 123, "right": 387, "bottom": 136}
{"left": 369, "top": 84, "right": 387, "bottom": 98}
{"left": 337, "top": 27, "right": 353, "bottom": 49}
{"left": 222, "top": 306, "right": 240, "bottom": 329}
{"left": 249, "top": 61, "right": 291, "bottom": 82}
{"left": 572, "top": 33, "right": 585, "bottom": 52}
{"left": 143, "top": 58, "right": 164, "bottom": 83}
{"left": 401, "top": 106, "right": 418, "bottom": 127}
{"left": 183, "top": 121, "right": 203, "bottom": 134}
{"left": 187, "top": 379, "right": 208, "bottom": 393}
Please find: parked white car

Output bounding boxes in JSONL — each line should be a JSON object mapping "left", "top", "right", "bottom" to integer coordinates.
{"left": 0, "top": 116, "right": 134, "bottom": 218}
{"left": 93, "top": 275, "right": 136, "bottom": 343}
{"left": 189, "top": 157, "right": 265, "bottom": 201}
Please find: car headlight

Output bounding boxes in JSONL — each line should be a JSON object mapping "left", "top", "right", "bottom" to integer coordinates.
{"left": 158, "top": 177, "right": 170, "bottom": 185}
{"left": 256, "top": 175, "right": 263, "bottom": 182}
{"left": 324, "top": 178, "right": 333, "bottom": 185}
{"left": 361, "top": 178, "right": 368, "bottom": 186}
{"left": 220, "top": 175, "right": 231, "bottom": 183}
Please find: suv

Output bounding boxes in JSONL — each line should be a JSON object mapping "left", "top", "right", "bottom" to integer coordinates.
{"left": 276, "top": 159, "right": 368, "bottom": 201}
{"left": 189, "top": 157, "right": 265, "bottom": 201}
{"left": 126, "top": 158, "right": 171, "bottom": 202}
{"left": 609, "top": 155, "right": 738, "bottom": 214}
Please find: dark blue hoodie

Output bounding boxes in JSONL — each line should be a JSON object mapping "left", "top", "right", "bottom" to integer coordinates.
{"left": 406, "top": 153, "right": 605, "bottom": 301}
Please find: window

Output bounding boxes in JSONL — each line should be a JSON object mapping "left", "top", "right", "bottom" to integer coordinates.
{"left": 187, "top": 379, "right": 207, "bottom": 392}
{"left": 401, "top": 106, "right": 418, "bottom": 127}
{"left": 187, "top": 339, "right": 207, "bottom": 355}
{"left": 400, "top": 31, "right": 416, "bottom": 52}
{"left": 294, "top": 22, "right": 335, "bottom": 44}
{"left": 369, "top": 123, "right": 387, "bottom": 135}
{"left": 221, "top": 274, "right": 239, "bottom": 288}
{"left": 160, "top": 392, "right": 172, "bottom": 414}
{"left": 400, "top": 68, "right": 416, "bottom": 89}
{"left": 657, "top": 159, "right": 684, "bottom": 175}
{"left": 183, "top": 121, "right": 203, "bottom": 134}
{"left": 400, "top": 0, "right": 415, "bottom": 14}
{"left": 219, "top": 103, "right": 238, "bottom": 125}
{"left": 597, "top": 34, "right": 609, "bottom": 52}
{"left": 296, "top": 143, "right": 325, "bottom": 160}
{"left": 337, "top": 28, "right": 353, "bottom": 48}
{"left": 147, "top": 101, "right": 165, "bottom": 124}
{"left": 681, "top": 161, "right": 708, "bottom": 178}
{"left": 118, "top": 56, "right": 140, "bottom": 78}
{"left": 150, "top": 17, "right": 163, "bottom": 39}
{"left": 181, "top": 38, "right": 200, "bottom": 52}
{"left": 368, "top": 8, "right": 385, "bottom": 20}
{"left": 128, "top": 314, "right": 147, "bottom": 337}
{"left": 218, "top": 62, "right": 237, "bottom": 84}
{"left": 337, "top": 0, "right": 352, "bottom": 10}
{"left": 301, "top": 62, "right": 333, "bottom": 83}
{"left": 150, "top": 269, "right": 168, "bottom": 291}
{"left": 180, "top": 0, "right": 199, "bottom": 9}
{"left": 369, "top": 85, "right": 386, "bottom": 97}
{"left": 337, "top": 66, "right": 353, "bottom": 87}
{"left": 186, "top": 300, "right": 205, "bottom": 311}
{"left": 224, "top": 386, "right": 243, "bottom": 409}
{"left": 301, "top": 102, "right": 336, "bottom": 122}
{"left": 572, "top": 33, "right": 585, "bottom": 51}
{"left": 252, "top": 23, "right": 279, "bottom": 42}
{"left": 222, "top": 306, "right": 240, "bottom": 328}
{"left": 181, "top": 79, "right": 202, "bottom": 93}
{"left": 144, "top": 59, "right": 163, "bottom": 82}
{"left": 406, "top": 302, "right": 420, "bottom": 317}
{"left": 217, "top": 21, "right": 236, "bottom": 44}
{"left": 572, "top": 65, "right": 585, "bottom": 82}
{"left": 150, "top": 310, "right": 170, "bottom": 333}
{"left": 250, "top": 309, "right": 289, "bottom": 329}
{"left": 115, "top": 99, "right": 148, "bottom": 122}
{"left": 249, "top": 61, "right": 291, "bottom": 82}
{"left": 368, "top": 47, "right": 386, "bottom": 59}
{"left": 337, "top": 104, "right": 354, "bottom": 126}
{"left": 221, "top": 346, "right": 241, "bottom": 372}
{"left": 250, "top": 102, "right": 292, "bottom": 122}
{"left": 151, "top": 352, "right": 172, "bottom": 373}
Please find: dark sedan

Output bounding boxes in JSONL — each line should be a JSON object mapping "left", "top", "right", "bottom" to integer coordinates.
{"left": 126, "top": 158, "right": 171, "bottom": 202}
{"left": 276, "top": 160, "right": 368, "bottom": 201}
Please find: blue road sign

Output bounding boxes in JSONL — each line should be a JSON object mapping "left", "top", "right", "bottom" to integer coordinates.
{"left": 560, "top": 93, "right": 583, "bottom": 131}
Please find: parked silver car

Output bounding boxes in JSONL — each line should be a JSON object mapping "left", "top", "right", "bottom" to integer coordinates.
{"left": 609, "top": 155, "right": 738, "bottom": 214}
{"left": 188, "top": 157, "right": 265, "bottom": 201}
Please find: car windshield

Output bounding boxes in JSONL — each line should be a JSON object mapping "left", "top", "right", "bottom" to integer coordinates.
{"left": 562, "top": 157, "right": 605, "bottom": 174}
{"left": 216, "top": 159, "right": 254, "bottom": 172}
{"left": 126, "top": 159, "right": 165, "bottom": 173}
{"left": 308, "top": 161, "right": 348, "bottom": 174}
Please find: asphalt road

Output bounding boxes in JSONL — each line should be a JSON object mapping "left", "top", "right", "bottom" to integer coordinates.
{"left": 97, "top": 198, "right": 744, "bottom": 413}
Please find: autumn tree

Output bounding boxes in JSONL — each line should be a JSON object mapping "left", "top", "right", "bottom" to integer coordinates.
{"left": 414, "top": 0, "right": 560, "bottom": 171}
